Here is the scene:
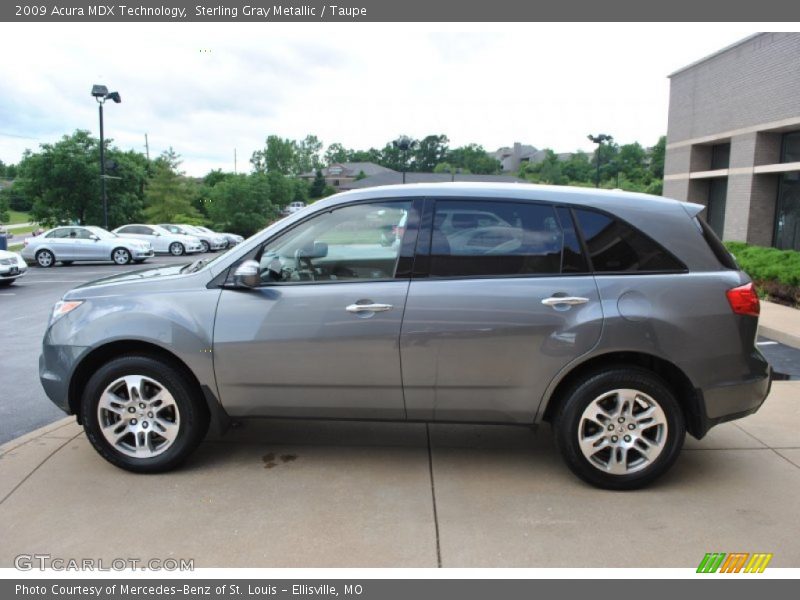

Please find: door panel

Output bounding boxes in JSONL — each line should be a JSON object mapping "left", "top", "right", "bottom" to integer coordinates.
{"left": 400, "top": 277, "right": 602, "bottom": 423}
{"left": 214, "top": 281, "right": 409, "bottom": 419}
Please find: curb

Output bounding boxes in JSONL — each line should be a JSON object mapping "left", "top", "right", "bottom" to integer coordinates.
{"left": 759, "top": 325, "right": 800, "bottom": 351}
{"left": 0, "top": 417, "right": 74, "bottom": 456}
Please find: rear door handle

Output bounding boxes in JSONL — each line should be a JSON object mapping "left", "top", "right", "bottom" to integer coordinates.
{"left": 346, "top": 303, "right": 393, "bottom": 313}
{"left": 541, "top": 296, "right": 590, "bottom": 307}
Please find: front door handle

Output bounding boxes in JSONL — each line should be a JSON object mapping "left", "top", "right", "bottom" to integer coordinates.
{"left": 541, "top": 296, "right": 590, "bottom": 307}
{"left": 346, "top": 303, "right": 393, "bottom": 313}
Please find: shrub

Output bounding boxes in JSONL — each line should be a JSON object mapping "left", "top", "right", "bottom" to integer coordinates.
{"left": 724, "top": 241, "right": 800, "bottom": 307}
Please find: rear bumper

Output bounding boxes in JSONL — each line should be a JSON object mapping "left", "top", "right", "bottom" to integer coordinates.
{"left": 693, "top": 367, "right": 772, "bottom": 437}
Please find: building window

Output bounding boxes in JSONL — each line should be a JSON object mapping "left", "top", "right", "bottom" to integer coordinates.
{"left": 775, "top": 172, "right": 800, "bottom": 251}
{"left": 706, "top": 178, "right": 728, "bottom": 237}
{"left": 710, "top": 143, "right": 731, "bottom": 170}
{"left": 781, "top": 131, "right": 800, "bottom": 163}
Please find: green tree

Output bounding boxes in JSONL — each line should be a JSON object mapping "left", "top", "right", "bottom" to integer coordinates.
{"left": 414, "top": 134, "right": 449, "bottom": 172}
{"left": 310, "top": 169, "right": 326, "bottom": 198}
{"left": 324, "top": 143, "right": 349, "bottom": 165}
{"left": 144, "top": 149, "right": 200, "bottom": 223}
{"left": 0, "top": 191, "right": 8, "bottom": 223}
{"left": 208, "top": 174, "right": 275, "bottom": 236}
{"left": 649, "top": 135, "right": 666, "bottom": 180}
{"left": 445, "top": 144, "right": 500, "bottom": 174}
{"left": 296, "top": 134, "right": 323, "bottom": 173}
{"left": 561, "top": 151, "right": 593, "bottom": 183}
{"left": 251, "top": 135, "right": 299, "bottom": 176}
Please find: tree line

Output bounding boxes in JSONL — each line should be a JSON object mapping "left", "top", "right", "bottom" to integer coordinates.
{"left": 0, "top": 131, "right": 666, "bottom": 236}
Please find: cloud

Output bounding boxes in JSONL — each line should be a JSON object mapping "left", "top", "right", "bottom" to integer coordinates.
{"left": 0, "top": 23, "right": 756, "bottom": 175}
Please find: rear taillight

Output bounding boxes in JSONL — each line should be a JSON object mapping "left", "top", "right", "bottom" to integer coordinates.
{"left": 726, "top": 282, "right": 760, "bottom": 317}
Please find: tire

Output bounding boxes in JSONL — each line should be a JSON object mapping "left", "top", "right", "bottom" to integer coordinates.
{"left": 81, "top": 355, "right": 209, "bottom": 473}
{"left": 61, "top": 261, "right": 73, "bottom": 266}
{"left": 36, "top": 249, "right": 55, "bottom": 268}
{"left": 112, "top": 247, "right": 132, "bottom": 265}
{"left": 169, "top": 242, "right": 185, "bottom": 256}
{"left": 133, "top": 259, "right": 146, "bottom": 264}
{"left": 554, "top": 367, "right": 685, "bottom": 490}
{"left": 0, "top": 279, "right": 13, "bottom": 287}
{"left": 200, "top": 240, "right": 210, "bottom": 253}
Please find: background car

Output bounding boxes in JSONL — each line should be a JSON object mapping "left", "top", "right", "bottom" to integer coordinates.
{"left": 113, "top": 224, "right": 203, "bottom": 256}
{"left": 0, "top": 249, "right": 27, "bottom": 285}
{"left": 159, "top": 224, "right": 227, "bottom": 253}
{"left": 21, "top": 226, "right": 153, "bottom": 267}
{"left": 193, "top": 225, "right": 243, "bottom": 248}
{"left": 282, "top": 201, "right": 306, "bottom": 216}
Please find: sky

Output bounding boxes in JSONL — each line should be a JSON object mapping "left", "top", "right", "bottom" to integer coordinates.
{"left": 0, "top": 23, "right": 775, "bottom": 176}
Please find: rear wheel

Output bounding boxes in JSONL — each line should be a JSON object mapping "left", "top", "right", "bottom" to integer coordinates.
{"left": 200, "top": 240, "right": 210, "bottom": 253}
{"left": 169, "top": 242, "right": 185, "bottom": 256}
{"left": 112, "top": 247, "right": 132, "bottom": 265}
{"left": 81, "top": 355, "right": 209, "bottom": 473}
{"left": 36, "top": 249, "right": 55, "bottom": 268}
{"left": 61, "top": 261, "right": 73, "bottom": 266}
{"left": 554, "top": 367, "right": 685, "bottom": 490}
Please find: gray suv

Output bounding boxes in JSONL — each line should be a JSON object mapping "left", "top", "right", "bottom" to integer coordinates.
{"left": 39, "top": 183, "right": 771, "bottom": 489}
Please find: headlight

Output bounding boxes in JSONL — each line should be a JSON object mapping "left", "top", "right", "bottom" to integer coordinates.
{"left": 51, "top": 300, "right": 84, "bottom": 324}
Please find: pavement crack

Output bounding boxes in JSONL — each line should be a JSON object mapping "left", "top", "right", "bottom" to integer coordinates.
{"left": 0, "top": 432, "right": 82, "bottom": 506}
{"left": 732, "top": 423, "right": 770, "bottom": 447}
{"left": 426, "top": 423, "right": 442, "bottom": 568}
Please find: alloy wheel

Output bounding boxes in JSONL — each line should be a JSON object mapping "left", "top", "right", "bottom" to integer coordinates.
{"left": 113, "top": 248, "right": 131, "bottom": 265}
{"left": 36, "top": 250, "right": 54, "bottom": 267}
{"left": 170, "top": 242, "right": 184, "bottom": 256}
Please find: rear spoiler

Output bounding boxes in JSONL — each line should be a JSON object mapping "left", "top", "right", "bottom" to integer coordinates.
{"left": 679, "top": 201, "right": 705, "bottom": 218}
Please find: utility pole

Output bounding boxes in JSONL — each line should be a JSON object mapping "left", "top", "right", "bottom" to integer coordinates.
{"left": 234, "top": 148, "right": 238, "bottom": 174}
{"left": 587, "top": 133, "right": 613, "bottom": 188}
{"left": 99, "top": 102, "right": 107, "bottom": 228}
{"left": 144, "top": 133, "right": 150, "bottom": 161}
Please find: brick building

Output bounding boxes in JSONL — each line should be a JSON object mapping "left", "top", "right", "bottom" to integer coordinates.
{"left": 663, "top": 32, "right": 800, "bottom": 250}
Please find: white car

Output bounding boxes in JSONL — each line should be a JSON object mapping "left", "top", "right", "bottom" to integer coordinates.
{"left": 21, "top": 226, "right": 154, "bottom": 267}
{"left": 282, "top": 201, "right": 306, "bottom": 216}
{"left": 159, "top": 224, "right": 227, "bottom": 253}
{"left": 113, "top": 224, "right": 203, "bottom": 256}
{"left": 0, "top": 249, "right": 27, "bottom": 286}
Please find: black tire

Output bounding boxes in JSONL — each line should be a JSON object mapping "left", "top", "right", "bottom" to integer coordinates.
{"left": 0, "top": 279, "right": 13, "bottom": 287}
{"left": 200, "top": 240, "right": 210, "bottom": 253}
{"left": 133, "top": 259, "right": 146, "bottom": 264}
{"left": 553, "top": 367, "right": 685, "bottom": 490}
{"left": 169, "top": 242, "right": 185, "bottom": 256}
{"left": 61, "top": 261, "right": 73, "bottom": 266}
{"left": 111, "top": 247, "right": 132, "bottom": 265}
{"left": 81, "top": 355, "right": 210, "bottom": 473}
{"left": 35, "top": 249, "right": 55, "bottom": 268}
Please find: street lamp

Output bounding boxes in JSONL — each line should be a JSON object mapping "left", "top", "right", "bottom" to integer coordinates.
{"left": 392, "top": 135, "right": 417, "bottom": 184}
{"left": 587, "top": 133, "right": 613, "bottom": 188}
{"left": 92, "top": 84, "right": 122, "bottom": 228}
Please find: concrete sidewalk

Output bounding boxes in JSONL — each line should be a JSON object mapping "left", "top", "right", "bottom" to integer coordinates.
{"left": 1, "top": 381, "right": 799, "bottom": 568}
{"left": 760, "top": 300, "right": 800, "bottom": 349}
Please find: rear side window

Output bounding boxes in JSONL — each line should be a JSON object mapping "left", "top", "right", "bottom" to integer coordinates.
{"left": 573, "top": 208, "right": 685, "bottom": 273}
{"left": 430, "top": 200, "right": 563, "bottom": 277}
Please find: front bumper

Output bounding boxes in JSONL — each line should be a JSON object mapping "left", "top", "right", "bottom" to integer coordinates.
{"left": 186, "top": 243, "right": 204, "bottom": 254}
{"left": 132, "top": 249, "right": 154, "bottom": 258}
{"left": 0, "top": 264, "right": 27, "bottom": 280}
{"left": 39, "top": 344, "right": 91, "bottom": 414}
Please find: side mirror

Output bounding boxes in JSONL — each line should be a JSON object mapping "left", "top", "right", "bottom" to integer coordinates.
{"left": 296, "top": 241, "right": 328, "bottom": 260}
{"left": 153, "top": 232, "right": 161, "bottom": 237}
{"left": 89, "top": 234, "right": 99, "bottom": 241}
{"left": 231, "top": 260, "right": 261, "bottom": 289}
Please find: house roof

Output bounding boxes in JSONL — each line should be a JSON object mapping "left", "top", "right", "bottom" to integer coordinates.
{"left": 301, "top": 162, "right": 397, "bottom": 178}
{"left": 343, "top": 172, "right": 525, "bottom": 190}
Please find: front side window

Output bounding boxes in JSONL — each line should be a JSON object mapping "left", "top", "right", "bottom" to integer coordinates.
{"left": 429, "top": 200, "right": 563, "bottom": 277}
{"left": 573, "top": 208, "right": 685, "bottom": 273}
{"left": 254, "top": 201, "right": 411, "bottom": 284}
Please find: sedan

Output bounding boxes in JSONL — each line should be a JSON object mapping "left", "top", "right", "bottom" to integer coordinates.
{"left": 113, "top": 224, "right": 203, "bottom": 256}
{"left": 159, "top": 224, "right": 227, "bottom": 253}
{"left": 193, "top": 225, "right": 244, "bottom": 248}
{"left": 21, "top": 226, "right": 153, "bottom": 267}
{"left": 0, "top": 249, "right": 28, "bottom": 285}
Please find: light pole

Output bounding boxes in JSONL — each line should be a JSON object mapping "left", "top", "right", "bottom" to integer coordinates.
{"left": 92, "top": 84, "right": 121, "bottom": 228}
{"left": 587, "top": 133, "right": 613, "bottom": 188}
{"left": 392, "top": 135, "right": 417, "bottom": 184}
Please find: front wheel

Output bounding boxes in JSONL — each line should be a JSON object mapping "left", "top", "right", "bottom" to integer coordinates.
{"left": 81, "top": 355, "right": 209, "bottom": 473}
{"left": 0, "top": 279, "right": 13, "bottom": 287}
{"left": 112, "top": 247, "right": 132, "bottom": 265}
{"left": 554, "top": 367, "right": 685, "bottom": 490}
{"left": 200, "top": 240, "right": 210, "bottom": 253}
{"left": 169, "top": 242, "right": 185, "bottom": 256}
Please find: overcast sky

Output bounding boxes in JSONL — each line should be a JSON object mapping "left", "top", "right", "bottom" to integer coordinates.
{"left": 0, "top": 23, "right": 777, "bottom": 176}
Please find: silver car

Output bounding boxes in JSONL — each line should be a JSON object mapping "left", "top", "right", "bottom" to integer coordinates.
{"left": 38, "top": 183, "right": 771, "bottom": 489}
{"left": 113, "top": 224, "right": 203, "bottom": 256}
{"left": 21, "top": 226, "right": 153, "bottom": 267}
{"left": 159, "top": 224, "right": 227, "bottom": 253}
{"left": 0, "top": 249, "right": 28, "bottom": 285}
{"left": 194, "top": 225, "right": 244, "bottom": 248}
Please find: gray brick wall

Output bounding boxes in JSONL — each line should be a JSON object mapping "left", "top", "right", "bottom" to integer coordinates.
{"left": 667, "top": 33, "right": 800, "bottom": 143}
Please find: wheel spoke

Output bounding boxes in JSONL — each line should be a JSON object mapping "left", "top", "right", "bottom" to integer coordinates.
{"left": 606, "top": 446, "right": 628, "bottom": 474}
{"left": 579, "top": 430, "right": 608, "bottom": 457}
{"left": 98, "top": 391, "right": 126, "bottom": 415}
{"left": 103, "top": 421, "right": 129, "bottom": 445}
{"left": 122, "top": 375, "right": 146, "bottom": 401}
{"left": 153, "top": 418, "right": 178, "bottom": 442}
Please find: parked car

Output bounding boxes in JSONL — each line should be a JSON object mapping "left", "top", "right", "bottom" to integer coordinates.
{"left": 39, "top": 183, "right": 771, "bottom": 489}
{"left": 113, "top": 224, "right": 203, "bottom": 256}
{"left": 159, "top": 224, "right": 227, "bottom": 253}
{"left": 193, "top": 225, "right": 244, "bottom": 248}
{"left": 282, "top": 201, "right": 306, "bottom": 216}
{"left": 21, "top": 226, "right": 153, "bottom": 267}
{"left": 0, "top": 249, "right": 27, "bottom": 285}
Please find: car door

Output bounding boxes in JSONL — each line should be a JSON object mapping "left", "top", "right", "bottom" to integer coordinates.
{"left": 43, "top": 228, "right": 72, "bottom": 260}
{"left": 400, "top": 199, "right": 603, "bottom": 424}
{"left": 213, "top": 199, "right": 419, "bottom": 419}
{"left": 71, "top": 227, "right": 101, "bottom": 260}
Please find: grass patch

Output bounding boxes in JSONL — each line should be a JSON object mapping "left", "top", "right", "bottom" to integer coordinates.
{"left": 725, "top": 241, "right": 800, "bottom": 307}
{"left": 4, "top": 210, "right": 31, "bottom": 225}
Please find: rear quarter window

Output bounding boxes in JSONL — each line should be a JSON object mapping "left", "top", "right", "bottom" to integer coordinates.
{"left": 694, "top": 216, "right": 738, "bottom": 269}
{"left": 573, "top": 208, "right": 685, "bottom": 273}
